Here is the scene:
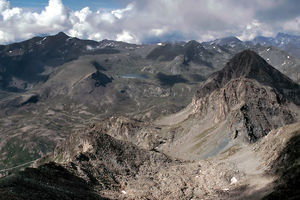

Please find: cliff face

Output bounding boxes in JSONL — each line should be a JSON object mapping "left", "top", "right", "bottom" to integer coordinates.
{"left": 193, "top": 78, "right": 297, "bottom": 142}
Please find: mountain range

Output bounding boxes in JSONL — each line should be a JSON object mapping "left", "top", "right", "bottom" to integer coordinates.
{"left": 0, "top": 33, "right": 299, "bottom": 199}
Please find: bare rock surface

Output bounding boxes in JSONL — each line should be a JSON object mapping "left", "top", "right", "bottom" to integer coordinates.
{"left": 0, "top": 50, "right": 299, "bottom": 200}
{"left": 1, "top": 119, "right": 299, "bottom": 200}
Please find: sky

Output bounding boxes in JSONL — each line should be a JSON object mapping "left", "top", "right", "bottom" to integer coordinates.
{"left": 0, "top": 0, "right": 300, "bottom": 44}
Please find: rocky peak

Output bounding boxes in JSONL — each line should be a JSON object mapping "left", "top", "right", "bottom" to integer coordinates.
{"left": 193, "top": 76, "right": 297, "bottom": 141}
{"left": 183, "top": 40, "right": 212, "bottom": 66}
{"left": 52, "top": 31, "right": 69, "bottom": 40}
{"left": 196, "top": 50, "right": 300, "bottom": 104}
{"left": 146, "top": 43, "right": 184, "bottom": 61}
{"left": 223, "top": 50, "right": 282, "bottom": 85}
{"left": 192, "top": 50, "right": 300, "bottom": 142}
{"left": 221, "top": 50, "right": 286, "bottom": 83}
{"left": 183, "top": 40, "right": 205, "bottom": 61}
{"left": 185, "top": 40, "right": 202, "bottom": 48}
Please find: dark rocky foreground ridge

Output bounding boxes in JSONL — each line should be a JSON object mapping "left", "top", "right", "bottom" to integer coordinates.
{"left": 0, "top": 50, "right": 299, "bottom": 199}
{"left": 0, "top": 120, "right": 299, "bottom": 199}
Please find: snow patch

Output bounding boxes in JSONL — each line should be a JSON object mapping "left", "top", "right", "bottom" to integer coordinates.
{"left": 36, "top": 37, "right": 47, "bottom": 45}
{"left": 82, "top": 141, "right": 92, "bottom": 153}
{"left": 86, "top": 45, "right": 94, "bottom": 50}
{"left": 103, "top": 42, "right": 116, "bottom": 47}
{"left": 121, "top": 190, "right": 127, "bottom": 194}
{"left": 230, "top": 177, "right": 237, "bottom": 184}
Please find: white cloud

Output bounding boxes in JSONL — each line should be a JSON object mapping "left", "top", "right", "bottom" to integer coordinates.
{"left": 282, "top": 16, "right": 300, "bottom": 34}
{"left": 0, "top": 30, "right": 14, "bottom": 43}
{"left": 74, "top": 7, "right": 91, "bottom": 23}
{"left": 0, "top": 0, "right": 9, "bottom": 12}
{"left": 0, "top": 0, "right": 119, "bottom": 43}
{"left": 111, "top": 3, "right": 134, "bottom": 19}
{"left": 0, "top": 0, "right": 70, "bottom": 43}
{"left": 116, "top": 30, "right": 137, "bottom": 43}
{"left": 238, "top": 20, "right": 274, "bottom": 41}
{"left": 2, "top": 7, "right": 21, "bottom": 20}
{"left": 36, "top": 0, "right": 68, "bottom": 31}
{"left": 151, "top": 28, "right": 167, "bottom": 36}
{"left": 0, "top": 0, "right": 299, "bottom": 44}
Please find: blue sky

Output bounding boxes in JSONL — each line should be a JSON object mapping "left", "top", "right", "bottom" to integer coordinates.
{"left": 1, "top": 0, "right": 300, "bottom": 44}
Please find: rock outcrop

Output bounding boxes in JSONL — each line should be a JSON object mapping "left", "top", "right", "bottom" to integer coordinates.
{"left": 1, "top": 118, "right": 299, "bottom": 200}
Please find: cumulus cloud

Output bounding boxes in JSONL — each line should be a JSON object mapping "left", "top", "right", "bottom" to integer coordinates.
{"left": 116, "top": 30, "right": 137, "bottom": 43}
{"left": 282, "top": 16, "right": 300, "bottom": 33}
{"left": 0, "top": 0, "right": 68, "bottom": 43}
{"left": 0, "top": 0, "right": 299, "bottom": 44}
{"left": 0, "top": 0, "right": 9, "bottom": 11}
{"left": 238, "top": 20, "right": 274, "bottom": 41}
{"left": 111, "top": 3, "right": 134, "bottom": 19}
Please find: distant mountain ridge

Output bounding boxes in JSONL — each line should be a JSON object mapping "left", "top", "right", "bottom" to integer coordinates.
{"left": 253, "top": 32, "right": 300, "bottom": 47}
{"left": 0, "top": 32, "right": 133, "bottom": 92}
{"left": 206, "top": 32, "right": 300, "bottom": 58}
{"left": 1, "top": 31, "right": 299, "bottom": 92}
{"left": 252, "top": 33, "right": 300, "bottom": 58}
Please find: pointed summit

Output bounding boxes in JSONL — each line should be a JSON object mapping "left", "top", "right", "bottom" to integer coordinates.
{"left": 56, "top": 31, "right": 69, "bottom": 38}
{"left": 214, "top": 50, "right": 297, "bottom": 87}
{"left": 185, "top": 40, "right": 202, "bottom": 48}
{"left": 182, "top": 40, "right": 212, "bottom": 66}
{"left": 50, "top": 31, "right": 69, "bottom": 41}
{"left": 223, "top": 50, "right": 272, "bottom": 79}
{"left": 222, "top": 50, "right": 298, "bottom": 89}
{"left": 196, "top": 50, "right": 300, "bottom": 104}
{"left": 183, "top": 40, "right": 205, "bottom": 64}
